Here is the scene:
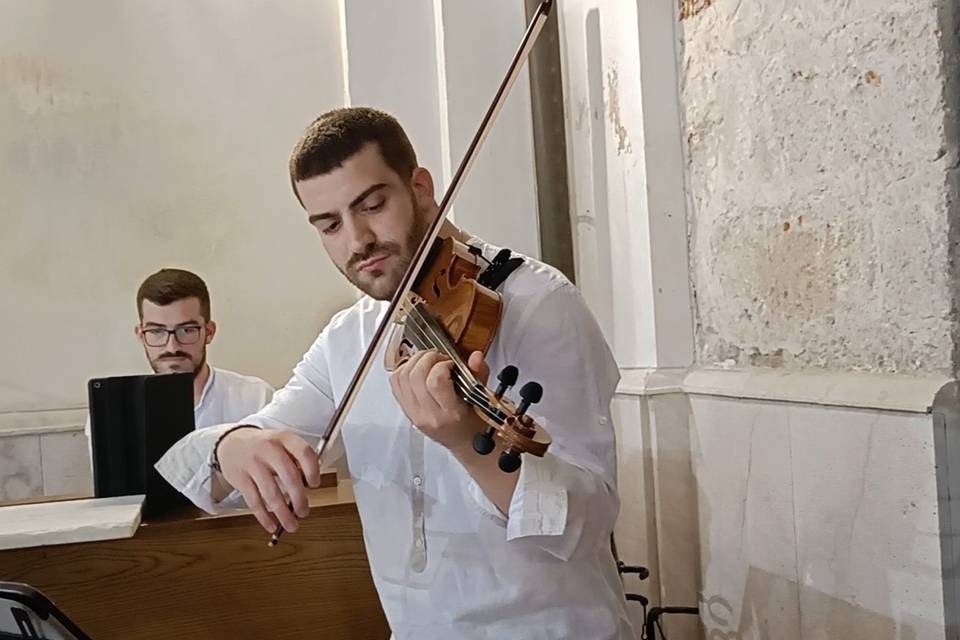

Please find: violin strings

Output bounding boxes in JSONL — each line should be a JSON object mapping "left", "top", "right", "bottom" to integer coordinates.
{"left": 403, "top": 303, "right": 479, "bottom": 386}
{"left": 399, "top": 306, "right": 506, "bottom": 425}
{"left": 401, "top": 302, "right": 511, "bottom": 424}
{"left": 401, "top": 311, "right": 494, "bottom": 407}
{"left": 405, "top": 303, "right": 476, "bottom": 380}
{"left": 402, "top": 321, "right": 505, "bottom": 426}
{"left": 404, "top": 304, "right": 507, "bottom": 421}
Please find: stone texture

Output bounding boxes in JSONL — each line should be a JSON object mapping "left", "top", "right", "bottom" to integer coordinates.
{"left": 0, "top": 494, "right": 142, "bottom": 551}
{"left": 681, "top": 0, "right": 959, "bottom": 375}
{"left": 40, "top": 430, "right": 93, "bottom": 497}
{"left": 0, "top": 434, "right": 42, "bottom": 501}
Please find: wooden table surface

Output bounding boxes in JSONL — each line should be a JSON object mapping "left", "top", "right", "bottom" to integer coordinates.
{"left": 0, "top": 483, "right": 390, "bottom": 639}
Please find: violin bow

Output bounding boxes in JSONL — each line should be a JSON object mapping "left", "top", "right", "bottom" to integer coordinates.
{"left": 270, "top": 0, "right": 555, "bottom": 546}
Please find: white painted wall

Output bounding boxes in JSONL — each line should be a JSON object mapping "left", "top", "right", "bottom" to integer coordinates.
{"left": 339, "top": 1, "right": 444, "bottom": 192}
{"left": 0, "top": 1, "right": 354, "bottom": 421}
{"left": 339, "top": 0, "right": 541, "bottom": 259}
{"left": 556, "top": 0, "right": 694, "bottom": 370}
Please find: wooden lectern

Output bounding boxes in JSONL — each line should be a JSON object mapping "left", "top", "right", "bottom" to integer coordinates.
{"left": 0, "top": 483, "right": 389, "bottom": 639}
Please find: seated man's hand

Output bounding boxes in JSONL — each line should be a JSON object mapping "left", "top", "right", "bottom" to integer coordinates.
{"left": 216, "top": 428, "right": 321, "bottom": 534}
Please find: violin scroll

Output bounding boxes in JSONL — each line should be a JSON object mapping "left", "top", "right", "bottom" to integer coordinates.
{"left": 470, "top": 366, "right": 550, "bottom": 473}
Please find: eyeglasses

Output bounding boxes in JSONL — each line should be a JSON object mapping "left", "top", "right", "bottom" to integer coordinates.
{"left": 141, "top": 325, "right": 203, "bottom": 347}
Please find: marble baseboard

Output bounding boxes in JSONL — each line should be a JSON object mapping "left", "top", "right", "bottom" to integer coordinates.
{"left": 0, "top": 408, "right": 86, "bottom": 436}
{"left": 0, "top": 435, "right": 43, "bottom": 502}
{"left": 41, "top": 431, "right": 93, "bottom": 497}
{"left": 612, "top": 367, "right": 947, "bottom": 640}
{"left": 0, "top": 423, "right": 92, "bottom": 501}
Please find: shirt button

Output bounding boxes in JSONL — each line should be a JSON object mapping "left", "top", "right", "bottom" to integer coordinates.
{"left": 415, "top": 538, "right": 424, "bottom": 549}
{"left": 413, "top": 474, "right": 423, "bottom": 486}
{"left": 599, "top": 417, "right": 608, "bottom": 424}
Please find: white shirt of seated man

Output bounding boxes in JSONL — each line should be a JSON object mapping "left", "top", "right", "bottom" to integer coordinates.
{"left": 85, "top": 287, "right": 274, "bottom": 446}
{"left": 158, "top": 108, "right": 636, "bottom": 640}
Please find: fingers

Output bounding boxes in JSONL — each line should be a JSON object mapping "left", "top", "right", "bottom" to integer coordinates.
{"left": 467, "top": 351, "right": 490, "bottom": 385}
{"left": 391, "top": 349, "right": 443, "bottom": 418}
{"left": 216, "top": 429, "right": 324, "bottom": 535}
{"left": 425, "top": 359, "right": 461, "bottom": 411}
{"left": 392, "top": 349, "right": 484, "bottom": 417}
{"left": 250, "top": 464, "right": 300, "bottom": 534}
{"left": 409, "top": 351, "right": 448, "bottom": 413}
{"left": 389, "top": 349, "right": 423, "bottom": 410}
{"left": 264, "top": 444, "right": 310, "bottom": 519}
{"left": 284, "top": 433, "right": 322, "bottom": 489}
{"left": 232, "top": 473, "right": 279, "bottom": 533}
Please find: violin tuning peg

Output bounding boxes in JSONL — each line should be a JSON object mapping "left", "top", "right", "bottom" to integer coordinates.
{"left": 498, "top": 449, "right": 522, "bottom": 473}
{"left": 494, "top": 365, "right": 519, "bottom": 399}
{"left": 498, "top": 365, "right": 519, "bottom": 385}
{"left": 472, "top": 428, "right": 496, "bottom": 456}
{"left": 516, "top": 381, "right": 543, "bottom": 416}
{"left": 519, "top": 381, "right": 542, "bottom": 403}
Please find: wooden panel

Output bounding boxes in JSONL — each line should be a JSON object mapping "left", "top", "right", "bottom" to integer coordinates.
{"left": 0, "top": 488, "right": 389, "bottom": 639}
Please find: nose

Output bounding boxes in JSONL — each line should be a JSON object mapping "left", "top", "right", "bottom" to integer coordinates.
{"left": 344, "top": 215, "right": 376, "bottom": 256}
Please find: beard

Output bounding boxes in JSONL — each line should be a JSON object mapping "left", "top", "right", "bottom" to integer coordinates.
{"left": 340, "top": 197, "right": 432, "bottom": 301}
{"left": 149, "top": 349, "right": 206, "bottom": 378}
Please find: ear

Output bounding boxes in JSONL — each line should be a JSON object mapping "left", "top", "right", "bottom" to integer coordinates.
{"left": 410, "top": 167, "right": 435, "bottom": 207}
{"left": 205, "top": 321, "right": 217, "bottom": 345}
{"left": 134, "top": 324, "right": 145, "bottom": 343}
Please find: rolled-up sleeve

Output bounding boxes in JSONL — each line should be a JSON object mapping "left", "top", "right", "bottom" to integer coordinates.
{"left": 156, "top": 327, "right": 339, "bottom": 513}
{"left": 155, "top": 422, "right": 242, "bottom": 512}
{"left": 467, "top": 282, "right": 621, "bottom": 561}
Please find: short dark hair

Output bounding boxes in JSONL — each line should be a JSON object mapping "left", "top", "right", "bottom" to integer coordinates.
{"left": 136, "top": 268, "right": 211, "bottom": 322}
{"left": 288, "top": 107, "right": 418, "bottom": 207}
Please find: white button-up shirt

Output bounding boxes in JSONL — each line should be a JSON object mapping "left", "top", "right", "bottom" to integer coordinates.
{"left": 191, "top": 366, "right": 276, "bottom": 428}
{"left": 158, "top": 238, "right": 636, "bottom": 640}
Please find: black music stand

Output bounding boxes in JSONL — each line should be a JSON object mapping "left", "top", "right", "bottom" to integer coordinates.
{"left": 87, "top": 372, "right": 194, "bottom": 518}
{"left": 0, "top": 583, "right": 91, "bottom": 640}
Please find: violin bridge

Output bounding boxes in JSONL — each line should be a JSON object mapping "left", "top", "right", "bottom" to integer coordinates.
{"left": 396, "top": 293, "right": 426, "bottom": 325}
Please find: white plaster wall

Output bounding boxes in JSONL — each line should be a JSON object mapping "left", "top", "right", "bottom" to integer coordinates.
{"left": 435, "top": 0, "right": 540, "bottom": 259}
{"left": 0, "top": 1, "right": 354, "bottom": 420}
{"left": 680, "top": 0, "right": 956, "bottom": 375}
{"left": 557, "top": 0, "right": 694, "bottom": 370}
{"left": 340, "top": 0, "right": 540, "bottom": 259}
{"left": 557, "top": 0, "right": 655, "bottom": 367}
{"left": 339, "top": 1, "right": 444, "bottom": 194}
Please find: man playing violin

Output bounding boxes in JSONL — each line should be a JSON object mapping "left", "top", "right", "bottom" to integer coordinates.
{"left": 158, "top": 107, "right": 635, "bottom": 639}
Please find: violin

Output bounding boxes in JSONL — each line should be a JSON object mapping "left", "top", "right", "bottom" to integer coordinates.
{"left": 384, "top": 235, "right": 552, "bottom": 473}
{"left": 270, "top": 0, "right": 555, "bottom": 546}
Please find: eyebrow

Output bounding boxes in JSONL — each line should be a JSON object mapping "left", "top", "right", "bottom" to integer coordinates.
{"left": 307, "top": 183, "right": 388, "bottom": 225}
{"left": 143, "top": 322, "right": 202, "bottom": 329}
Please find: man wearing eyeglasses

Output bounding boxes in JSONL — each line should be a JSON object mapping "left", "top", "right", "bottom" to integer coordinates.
{"left": 85, "top": 268, "right": 275, "bottom": 449}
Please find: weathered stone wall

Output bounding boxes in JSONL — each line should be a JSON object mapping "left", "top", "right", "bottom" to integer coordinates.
{"left": 681, "top": 0, "right": 959, "bottom": 375}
